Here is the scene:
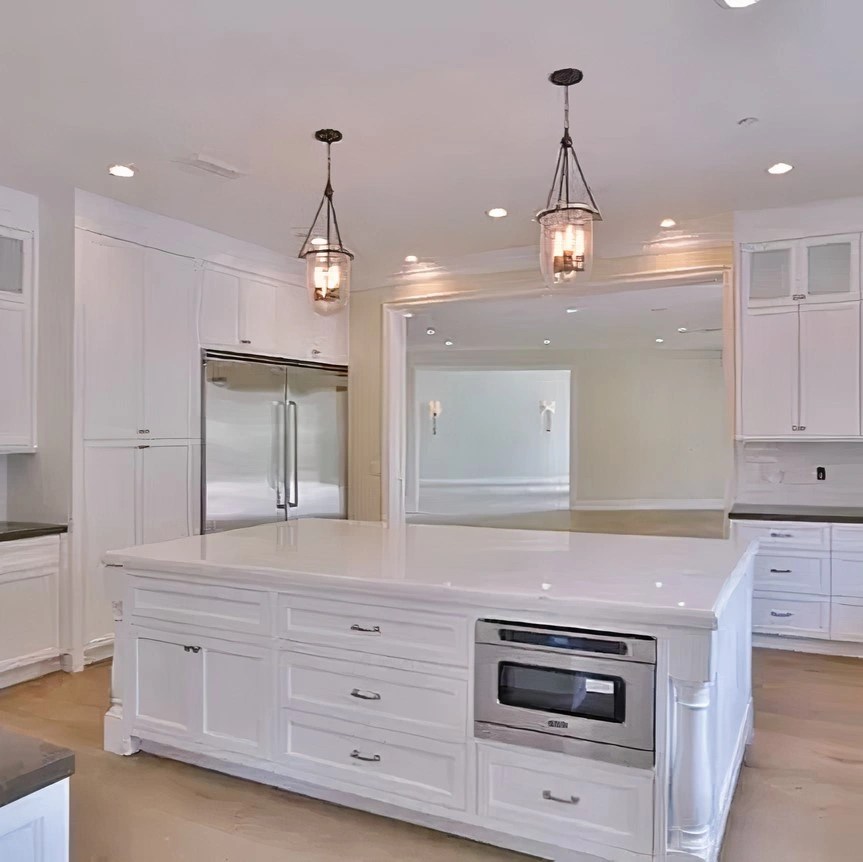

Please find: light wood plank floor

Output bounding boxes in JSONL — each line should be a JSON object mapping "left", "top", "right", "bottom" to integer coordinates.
{"left": 0, "top": 650, "right": 860, "bottom": 861}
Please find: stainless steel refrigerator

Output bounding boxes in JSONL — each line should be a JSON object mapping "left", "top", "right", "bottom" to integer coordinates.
{"left": 201, "top": 351, "right": 348, "bottom": 533}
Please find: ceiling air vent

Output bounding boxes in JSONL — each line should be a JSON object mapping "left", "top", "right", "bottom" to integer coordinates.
{"left": 176, "top": 153, "right": 245, "bottom": 180}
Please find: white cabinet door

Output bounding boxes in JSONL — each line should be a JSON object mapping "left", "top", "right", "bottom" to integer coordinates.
{"left": 801, "top": 234, "right": 860, "bottom": 303}
{"left": 199, "top": 268, "right": 240, "bottom": 347}
{"left": 0, "top": 780, "right": 69, "bottom": 862}
{"left": 741, "top": 309, "right": 799, "bottom": 437}
{"left": 798, "top": 303, "right": 860, "bottom": 437}
{"left": 130, "top": 628, "right": 198, "bottom": 740}
{"left": 80, "top": 236, "right": 145, "bottom": 439}
{"left": 276, "top": 281, "right": 315, "bottom": 359}
{"left": 239, "top": 278, "right": 278, "bottom": 353}
{"left": 0, "top": 301, "right": 32, "bottom": 447}
{"left": 82, "top": 445, "right": 137, "bottom": 645}
{"left": 199, "top": 639, "right": 271, "bottom": 757}
{"left": 140, "top": 444, "right": 191, "bottom": 544}
{"left": 743, "top": 242, "right": 797, "bottom": 308}
{"left": 143, "top": 251, "right": 197, "bottom": 439}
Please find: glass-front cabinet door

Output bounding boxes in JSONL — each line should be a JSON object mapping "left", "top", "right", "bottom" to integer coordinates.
{"left": 801, "top": 234, "right": 860, "bottom": 303}
{"left": 742, "top": 242, "right": 797, "bottom": 308}
{"left": 0, "top": 226, "right": 31, "bottom": 300}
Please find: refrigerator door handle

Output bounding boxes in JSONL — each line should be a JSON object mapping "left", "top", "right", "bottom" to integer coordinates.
{"left": 287, "top": 400, "right": 299, "bottom": 509}
{"left": 275, "top": 400, "right": 286, "bottom": 510}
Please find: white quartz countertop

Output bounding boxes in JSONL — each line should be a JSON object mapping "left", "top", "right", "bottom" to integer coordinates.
{"left": 104, "top": 519, "right": 752, "bottom": 630}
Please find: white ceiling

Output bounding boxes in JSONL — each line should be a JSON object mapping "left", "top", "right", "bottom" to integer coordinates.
{"left": 406, "top": 282, "right": 725, "bottom": 353}
{"left": 2, "top": 1, "right": 862, "bottom": 288}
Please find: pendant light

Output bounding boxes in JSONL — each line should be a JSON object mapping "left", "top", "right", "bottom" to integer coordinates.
{"left": 537, "top": 69, "right": 601, "bottom": 287}
{"left": 298, "top": 129, "right": 353, "bottom": 314}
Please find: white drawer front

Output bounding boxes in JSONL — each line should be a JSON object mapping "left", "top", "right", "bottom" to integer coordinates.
{"left": 753, "top": 592, "right": 830, "bottom": 638}
{"left": 281, "top": 653, "right": 467, "bottom": 741}
{"left": 128, "top": 576, "right": 269, "bottom": 636}
{"left": 280, "top": 713, "right": 466, "bottom": 810}
{"left": 832, "top": 557, "right": 863, "bottom": 599}
{"left": 735, "top": 521, "right": 830, "bottom": 552}
{"left": 477, "top": 743, "right": 653, "bottom": 855}
{"left": 278, "top": 595, "right": 468, "bottom": 667}
{"left": 831, "top": 525, "right": 863, "bottom": 552}
{"left": 753, "top": 554, "right": 830, "bottom": 595}
{"left": 830, "top": 598, "right": 863, "bottom": 642}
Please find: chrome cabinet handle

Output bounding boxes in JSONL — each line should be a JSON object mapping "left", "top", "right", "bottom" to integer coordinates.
{"left": 769, "top": 531, "right": 793, "bottom": 538}
{"left": 770, "top": 610, "right": 794, "bottom": 618}
{"left": 240, "top": 339, "right": 252, "bottom": 344}
{"left": 542, "top": 790, "right": 580, "bottom": 805}
{"left": 350, "top": 624, "right": 381, "bottom": 634}
{"left": 769, "top": 568, "right": 793, "bottom": 574}
{"left": 350, "top": 749, "right": 381, "bottom": 763}
{"left": 183, "top": 645, "right": 201, "bottom": 653}
{"left": 137, "top": 429, "right": 150, "bottom": 434}
{"left": 350, "top": 688, "right": 382, "bottom": 701}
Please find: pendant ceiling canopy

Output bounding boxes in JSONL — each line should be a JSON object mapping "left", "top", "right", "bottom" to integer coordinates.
{"left": 298, "top": 129, "right": 354, "bottom": 315}
{"left": 537, "top": 68, "right": 601, "bottom": 288}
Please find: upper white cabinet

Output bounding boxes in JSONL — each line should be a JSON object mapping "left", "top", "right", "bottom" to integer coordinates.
{"left": 798, "top": 303, "right": 861, "bottom": 437}
{"left": 741, "top": 302, "right": 861, "bottom": 439}
{"left": 0, "top": 224, "right": 36, "bottom": 452}
{"left": 744, "top": 234, "right": 860, "bottom": 309}
{"left": 200, "top": 264, "right": 348, "bottom": 364}
{"left": 79, "top": 233, "right": 197, "bottom": 440}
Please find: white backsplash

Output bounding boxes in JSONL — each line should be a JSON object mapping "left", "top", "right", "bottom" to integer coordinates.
{"left": 736, "top": 442, "right": 863, "bottom": 506}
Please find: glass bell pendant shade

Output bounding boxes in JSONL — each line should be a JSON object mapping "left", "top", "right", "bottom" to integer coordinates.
{"left": 305, "top": 247, "right": 351, "bottom": 315}
{"left": 538, "top": 207, "right": 595, "bottom": 286}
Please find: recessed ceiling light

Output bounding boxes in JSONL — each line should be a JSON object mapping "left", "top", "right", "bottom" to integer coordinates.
{"left": 677, "top": 601, "right": 686, "bottom": 607}
{"left": 713, "top": 0, "right": 760, "bottom": 7}
{"left": 310, "top": 236, "right": 327, "bottom": 246}
{"left": 403, "top": 312, "right": 414, "bottom": 319}
{"left": 566, "top": 307, "right": 579, "bottom": 314}
{"left": 486, "top": 207, "right": 508, "bottom": 218}
{"left": 655, "top": 338, "right": 665, "bottom": 344}
{"left": 426, "top": 328, "right": 436, "bottom": 336}
{"left": 404, "top": 254, "right": 418, "bottom": 263}
{"left": 543, "top": 339, "right": 551, "bottom": 345}
{"left": 444, "top": 340, "right": 454, "bottom": 347}
{"left": 767, "top": 162, "right": 794, "bottom": 175}
{"left": 660, "top": 218, "right": 677, "bottom": 228}
{"left": 677, "top": 327, "right": 688, "bottom": 333}
{"left": 108, "top": 164, "right": 135, "bottom": 178}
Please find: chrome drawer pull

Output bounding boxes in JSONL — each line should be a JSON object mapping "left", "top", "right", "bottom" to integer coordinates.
{"left": 542, "top": 790, "right": 580, "bottom": 805}
{"left": 183, "top": 645, "right": 201, "bottom": 653}
{"left": 769, "top": 532, "right": 793, "bottom": 538}
{"left": 769, "top": 569, "right": 793, "bottom": 574}
{"left": 350, "top": 688, "right": 381, "bottom": 701}
{"left": 350, "top": 749, "right": 381, "bottom": 763}
{"left": 350, "top": 624, "right": 381, "bottom": 634}
{"left": 770, "top": 610, "right": 794, "bottom": 618}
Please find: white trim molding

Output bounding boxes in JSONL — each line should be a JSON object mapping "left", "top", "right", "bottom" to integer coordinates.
{"left": 572, "top": 499, "right": 725, "bottom": 511}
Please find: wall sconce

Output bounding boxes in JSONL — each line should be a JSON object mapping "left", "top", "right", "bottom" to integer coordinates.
{"left": 428, "top": 400, "right": 442, "bottom": 436}
{"left": 540, "top": 400, "right": 556, "bottom": 433}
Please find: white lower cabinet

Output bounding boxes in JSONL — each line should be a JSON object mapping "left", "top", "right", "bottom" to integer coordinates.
{"left": 752, "top": 591, "right": 830, "bottom": 638}
{"left": 0, "top": 780, "right": 69, "bottom": 862}
{"left": 477, "top": 743, "right": 654, "bottom": 855}
{"left": 83, "top": 443, "right": 194, "bottom": 648}
{"left": 130, "top": 627, "right": 271, "bottom": 758}
{"left": 753, "top": 553, "right": 830, "bottom": 595}
{"left": 830, "top": 598, "right": 863, "bottom": 642}
{"left": 281, "top": 651, "right": 468, "bottom": 740}
{"left": 278, "top": 712, "right": 467, "bottom": 811}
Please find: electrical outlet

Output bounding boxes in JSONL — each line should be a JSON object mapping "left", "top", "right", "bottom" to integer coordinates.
{"left": 816, "top": 466, "right": 827, "bottom": 481}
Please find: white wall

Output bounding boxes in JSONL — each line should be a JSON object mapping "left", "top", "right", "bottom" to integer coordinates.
{"left": 414, "top": 369, "right": 570, "bottom": 485}
{"left": 575, "top": 350, "right": 727, "bottom": 507}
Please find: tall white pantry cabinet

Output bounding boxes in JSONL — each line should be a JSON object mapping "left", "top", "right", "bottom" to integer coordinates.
{"left": 71, "top": 227, "right": 348, "bottom": 667}
{"left": 739, "top": 233, "right": 863, "bottom": 440}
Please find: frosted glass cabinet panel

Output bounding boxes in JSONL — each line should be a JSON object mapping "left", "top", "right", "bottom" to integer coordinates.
{"left": 804, "top": 235, "right": 860, "bottom": 301}
{"left": 745, "top": 245, "right": 795, "bottom": 305}
{"left": 0, "top": 234, "right": 24, "bottom": 295}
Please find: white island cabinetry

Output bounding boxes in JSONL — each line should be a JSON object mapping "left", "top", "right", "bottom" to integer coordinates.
{"left": 104, "top": 520, "right": 754, "bottom": 862}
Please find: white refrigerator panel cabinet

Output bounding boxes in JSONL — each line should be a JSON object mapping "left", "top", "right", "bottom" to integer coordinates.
{"left": 239, "top": 278, "right": 278, "bottom": 353}
{"left": 199, "top": 268, "right": 240, "bottom": 347}
{"left": 798, "top": 303, "right": 861, "bottom": 437}
{"left": 143, "top": 251, "right": 197, "bottom": 439}
{"left": 141, "top": 445, "right": 192, "bottom": 544}
{"left": 741, "top": 309, "right": 799, "bottom": 437}
{"left": 81, "top": 237, "right": 145, "bottom": 439}
{"left": 83, "top": 446, "right": 137, "bottom": 645}
{"left": 0, "top": 302, "right": 31, "bottom": 445}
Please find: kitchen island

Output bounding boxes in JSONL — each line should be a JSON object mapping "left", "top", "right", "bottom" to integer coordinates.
{"left": 102, "top": 519, "right": 754, "bottom": 862}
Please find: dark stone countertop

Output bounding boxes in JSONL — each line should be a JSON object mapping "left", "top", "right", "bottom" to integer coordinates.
{"left": 729, "top": 505, "right": 863, "bottom": 524}
{"left": 0, "top": 522, "right": 68, "bottom": 543}
{"left": 0, "top": 728, "right": 75, "bottom": 808}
